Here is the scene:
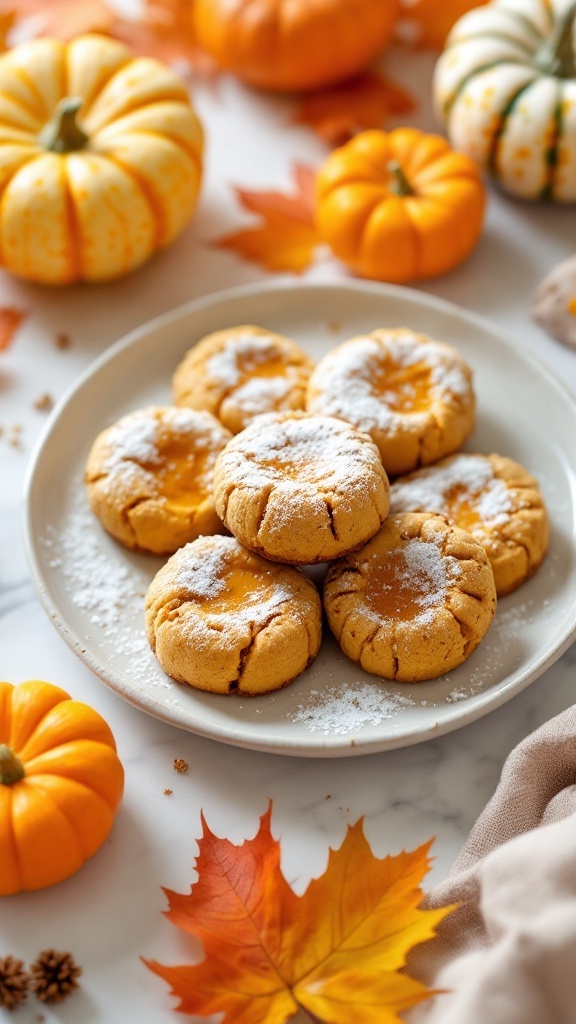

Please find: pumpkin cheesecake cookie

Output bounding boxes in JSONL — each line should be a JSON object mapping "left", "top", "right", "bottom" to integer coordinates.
{"left": 390, "top": 453, "right": 549, "bottom": 596}
{"left": 306, "top": 328, "right": 475, "bottom": 476}
{"left": 85, "top": 406, "right": 231, "bottom": 555}
{"left": 145, "top": 535, "right": 322, "bottom": 695}
{"left": 173, "top": 325, "right": 314, "bottom": 434}
{"left": 324, "top": 512, "right": 496, "bottom": 682}
{"left": 213, "top": 411, "right": 390, "bottom": 564}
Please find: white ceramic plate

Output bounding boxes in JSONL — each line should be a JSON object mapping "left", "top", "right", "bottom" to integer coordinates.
{"left": 24, "top": 281, "right": 576, "bottom": 757}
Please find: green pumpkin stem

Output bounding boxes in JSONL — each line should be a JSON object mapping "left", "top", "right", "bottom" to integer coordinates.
{"left": 387, "top": 159, "right": 415, "bottom": 197}
{"left": 0, "top": 744, "right": 25, "bottom": 785}
{"left": 534, "top": 2, "right": 576, "bottom": 79}
{"left": 38, "top": 97, "right": 89, "bottom": 154}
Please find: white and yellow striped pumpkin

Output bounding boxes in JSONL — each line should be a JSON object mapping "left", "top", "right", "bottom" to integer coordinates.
{"left": 434, "top": 0, "right": 576, "bottom": 201}
{"left": 0, "top": 34, "right": 203, "bottom": 284}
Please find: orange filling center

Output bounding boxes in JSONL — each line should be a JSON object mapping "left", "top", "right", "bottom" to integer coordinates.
{"left": 155, "top": 434, "right": 214, "bottom": 510}
{"left": 234, "top": 354, "right": 290, "bottom": 388}
{"left": 374, "top": 361, "right": 432, "bottom": 414}
{"left": 444, "top": 486, "right": 483, "bottom": 535}
{"left": 195, "top": 566, "right": 276, "bottom": 613}
{"left": 364, "top": 548, "right": 442, "bottom": 622}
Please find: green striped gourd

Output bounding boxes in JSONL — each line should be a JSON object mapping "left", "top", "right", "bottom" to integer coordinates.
{"left": 433, "top": 0, "right": 576, "bottom": 201}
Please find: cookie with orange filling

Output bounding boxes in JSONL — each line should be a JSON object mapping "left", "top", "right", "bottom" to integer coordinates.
{"left": 324, "top": 512, "right": 496, "bottom": 683}
{"left": 145, "top": 535, "right": 322, "bottom": 695}
{"left": 85, "top": 406, "right": 231, "bottom": 555}
{"left": 213, "top": 411, "right": 390, "bottom": 564}
{"left": 306, "top": 328, "right": 475, "bottom": 476}
{"left": 173, "top": 325, "right": 314, "bottom": 434}
{"left": 390, "top": 453, "right": 549, "bottom": 596}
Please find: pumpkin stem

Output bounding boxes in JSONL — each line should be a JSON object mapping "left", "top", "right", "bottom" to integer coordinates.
{"left": 38, "top": 97, "right": 89, "bottom": 154}
{"left": 0, "top": 744, "right": 25, "bottom": 785}
{"left": 534, "top": 2, "right": 576, "bottom": 79}
{"left": 387, "top": 159, "right": 415, "bottom": 197}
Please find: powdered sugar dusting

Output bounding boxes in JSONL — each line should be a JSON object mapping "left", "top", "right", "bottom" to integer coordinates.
{"left": 308, "top": 330, "right": 471, "bottom": 435}
{"left": 207, "top": 334, "right": 278, "bottom": 388}
{"left": 219, "top": 414, "right": 380, "bottom": 495}
{"left": 292, "top": 683, "right": 415, "bottom": 734}
{"left": 230, "top": 374, "right": 294, "bottom": 416}
{"left": 175, "top": 543, "right": 228, "bottom": 600}
{"left": 390, "top": 454, "right": 513, "bottom": 533}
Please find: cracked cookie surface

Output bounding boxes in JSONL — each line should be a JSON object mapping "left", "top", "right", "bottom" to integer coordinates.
{"left": 324, "top": 512, "right": 496, "bottom": 682}
{"left": 145, "top": 535, "right": 322, "bottom": 694}
{"left": 213, "top": 411, "right": 390, "bottom": 564}
{"left": 85, "top": 406, "right": 231, "bottom": 555}
{"left": 390, "top": 453, "right": 549, "bottom": 596}
{"left": 306, "top": 328, "right": 475, "bottom": 476}
{"left": 172, "top": 325, "right": 314, "bottom": 434}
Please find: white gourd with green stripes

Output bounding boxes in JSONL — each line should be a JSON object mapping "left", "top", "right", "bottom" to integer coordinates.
{"left": 433, "top": 0, "right": 576, "bottom": 201}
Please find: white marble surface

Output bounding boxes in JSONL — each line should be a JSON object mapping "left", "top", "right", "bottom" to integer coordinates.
{"left": 1, "top": 47, "right": 576, "bottom": 1024}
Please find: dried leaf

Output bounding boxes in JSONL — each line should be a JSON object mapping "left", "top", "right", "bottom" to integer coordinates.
{"left": 145, "top": 806, "right": 454, "bottom": 1023}
{"left": 295, "top": 72, "right": 415, "bottom": 147}
{"left": 0, "top": 0, "right": 116, "bottom": 39}
{"left": 0, "top": 307, "right": 26, "bottom": 352}
{"left": 215, "top": 165, "right": 320, "bottom": 274}
{"left": 395, "top": 0, "right": 489, "bottom": 49}
{"left": 113, "top": 0, "right": 217, "bottom": 75}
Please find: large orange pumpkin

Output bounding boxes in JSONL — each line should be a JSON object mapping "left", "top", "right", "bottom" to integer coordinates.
{"left": 315, "top": 127, "right": 486, "bottom": 283}
{"left": 193, "top": 0, "right": 400, "bottom": 93}
{"left": 0, "top": 680, "right": 124, "bottom": 896}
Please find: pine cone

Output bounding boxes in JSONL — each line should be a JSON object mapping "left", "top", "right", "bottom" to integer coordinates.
{"left": 0, "top": 955, "right": 29, "bottom": 1011}
{"left": 29, "top": 950, "right": 82, "bottom": 1004}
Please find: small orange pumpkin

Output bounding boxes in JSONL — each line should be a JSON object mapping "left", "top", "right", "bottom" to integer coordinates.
{"left": 0, "top": 680, "right": 124, "bottom": 896}
{"left": 193, "top": 0, "right": 400, "bottom": 93}
{"left": 315, "top": 127, "right": 487, "bottom": 283}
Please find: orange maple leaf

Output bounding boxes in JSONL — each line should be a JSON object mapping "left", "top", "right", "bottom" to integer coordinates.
{"left": 0, "top": 307, "right": 26, "bottom": 352}
{"left": 145, "top": 806, "right": 454, "bottom": 1023}
{"left": 295, "top": 72, "right": 415, "bottom": 147}
{"left": 215, "top": 165, "right": 321, "bottom": 274}
{"left": 0, "top": 0, "right": 116, "bottom": 39}
{"left": 395, "top": 0, "right": 489, "bottom": 49}
{"left": 113, "top": 0, "right": 218, "bottom": 76}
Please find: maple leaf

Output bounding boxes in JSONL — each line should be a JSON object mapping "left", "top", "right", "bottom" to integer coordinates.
{"left": 395, "top": 0, "right": 489, "bottom": 49}
{"left": 112, "top": 0, "right": 218, "bottom": 77}
{"left": 295, "top": 73, "right": 415, "bottom": 147}
{"left": 0, "top": 307, "right": 26, "bottom": 352}
{"left": 145, "top": 806, "right": 454, "bottom": 1024}
{"left": 0, "top": 0, "right": 116, "bottom": 39}
{"left": 215, "top": 165, "right": 321, "bottom": 274}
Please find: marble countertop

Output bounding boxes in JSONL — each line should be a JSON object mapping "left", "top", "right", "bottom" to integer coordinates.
{"left": 1, "top": 48, "right": 575, "bottom": 1024}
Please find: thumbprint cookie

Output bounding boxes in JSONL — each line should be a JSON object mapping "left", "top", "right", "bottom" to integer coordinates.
{"left": 324, "top": 512, "right": 496, "bottom": 682}
{"left": 306, "top": 328, "right": 475, "bottom": 476}
{"left": 390, "top": 453, "right": 549, "bottom": 596}
{"left": 213, "top": 411, "right": 390, "bottom": 564}
{"left": 85, "top": 406, "right": 231, "bottom": 555}
{"left": 145, "top": 535, "right": 322, "bottom": 695}
{"left": 173, "top": 325, "right": 314, "bottom": 433}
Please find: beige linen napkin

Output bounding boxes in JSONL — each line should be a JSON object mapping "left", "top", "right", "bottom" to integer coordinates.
{"left": 407, "top": 705, "right": 576, "bottom": 1023}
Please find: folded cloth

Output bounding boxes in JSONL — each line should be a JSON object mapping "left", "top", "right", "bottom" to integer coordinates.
{"left": 407, "top": 705, "right": 576, "bottom": 1023}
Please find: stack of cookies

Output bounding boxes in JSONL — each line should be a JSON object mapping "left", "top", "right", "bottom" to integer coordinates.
{"left": 85, "top": 325, "right": 549, "bottom": 695}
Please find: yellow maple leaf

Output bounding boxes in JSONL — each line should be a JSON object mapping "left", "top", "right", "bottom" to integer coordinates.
{"left": 145, "top": 806, "right": 454, "bottom": 1023}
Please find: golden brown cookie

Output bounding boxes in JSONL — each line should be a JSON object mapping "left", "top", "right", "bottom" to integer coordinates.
{"left": 324, "top": 512, "right": 496, "bottom": 682}
{"left": 390, "top": 453, "right": 549, "bottom": 596}
{"left": 85, "top": 406, "right": 231, "bottom": 555}
{"left": 213, "top": 411, "right": 390, "bottom": 564}
{"left": 306, "top": 328, "right": 475, "bottom": 476}
{"left": 173, "top": 325, "right": 315, "bottom": 433}
{"left": 145, "top": 535, "right": 322, "bottom": 695}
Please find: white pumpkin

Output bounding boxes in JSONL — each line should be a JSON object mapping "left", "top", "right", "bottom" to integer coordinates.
{"left": 433, "top": 0, "right": 576, "bottom": 201}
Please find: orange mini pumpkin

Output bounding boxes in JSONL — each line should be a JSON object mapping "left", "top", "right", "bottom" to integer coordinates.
{"left": 193, "top": 0, "right": 400, "bottom": 92}
{"left": 0, "top": 680, "right": 124, "bottom": 896}
{"left": 315, "top": 127, "right": 487, "bottom": 283}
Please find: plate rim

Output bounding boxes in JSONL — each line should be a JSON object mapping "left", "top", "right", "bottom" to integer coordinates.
{"left": 23, "top": 278, "right": 576, "bottom": 757}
